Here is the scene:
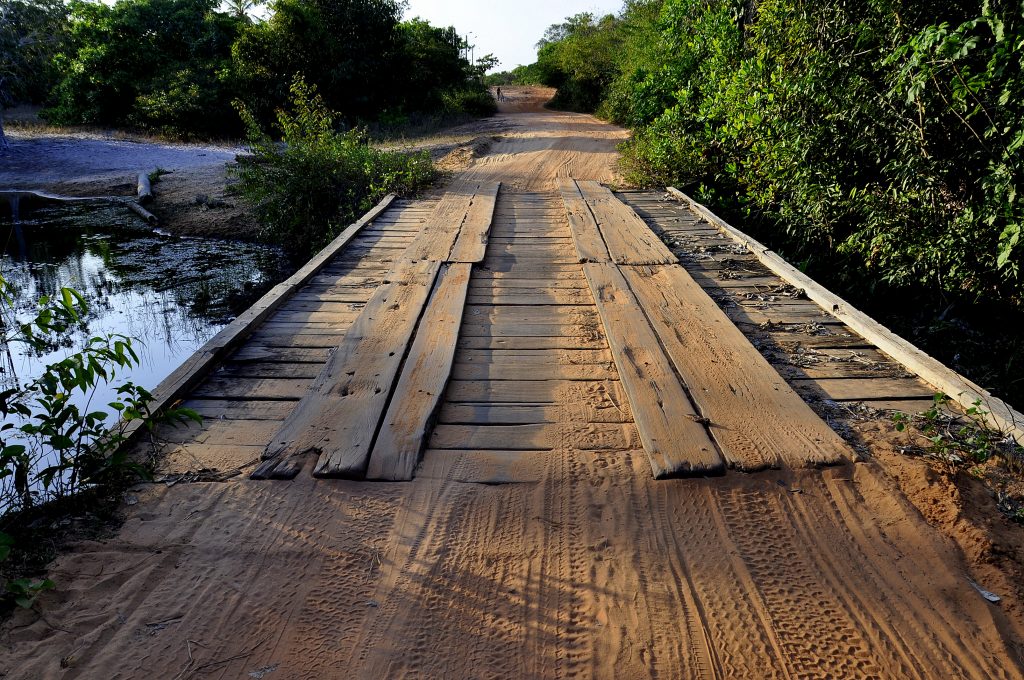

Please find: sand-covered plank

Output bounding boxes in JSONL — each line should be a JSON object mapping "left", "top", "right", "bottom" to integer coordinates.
{"left": 623, "top": 264, "right": 850, "bottom": 470}
{"left": 558, "top": 177, "right": 609, "bottom": 263}
{"left": 576, "top": 181, "right": 677, "bottom": 265}
{"left": 263, "top": 259, "right": 441, "bottom": 478}
{"left": 366, "top": 263, "right": 472, "bottom": 481}
{"left": 583, "top": 262, "right": 722, "bottom": 477}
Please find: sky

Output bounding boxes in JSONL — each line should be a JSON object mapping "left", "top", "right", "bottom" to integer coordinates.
{"left": 404, "top": 0, "right": 624, "bottom": 71}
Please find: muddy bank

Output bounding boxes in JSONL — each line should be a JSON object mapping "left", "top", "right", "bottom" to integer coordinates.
{"left": 0, "top": 95, "right": 539, "bottom": 241}
{"left": 0, "top": 131, "right": 258, "bottom": 239}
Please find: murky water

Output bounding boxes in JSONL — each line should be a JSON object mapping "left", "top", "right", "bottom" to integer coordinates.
{"left": 1, "top": 200, "right": 290, "bottom": 423}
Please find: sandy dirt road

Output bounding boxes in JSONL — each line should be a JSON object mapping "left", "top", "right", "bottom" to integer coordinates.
{"left": 1, "top": 88, "right": 1023, "bottom": 679}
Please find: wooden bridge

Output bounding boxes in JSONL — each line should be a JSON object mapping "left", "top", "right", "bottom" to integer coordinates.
{"left": 134, "top": 179, "right": 1003, "bottom": 485}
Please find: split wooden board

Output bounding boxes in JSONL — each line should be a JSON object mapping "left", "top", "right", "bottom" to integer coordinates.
{"left": 262, "top": 259, "right": 441, "bottom": 478}
{"left": 582, "top": 262, "right": 724, "bottom": 478}
{"left": 365, "top": 263, "right": 472, "bottom": 481}
{"left": 622, "top": 264, "right": 850, "bottom": 470}
{"left": 404, "top": 181, "right": 499, "bottom": 263}
{"left": 575, "top": 181, "right": 677, "bottom": 266}
{"left": 557, "top": 177, "right": 610, "bottom": 263}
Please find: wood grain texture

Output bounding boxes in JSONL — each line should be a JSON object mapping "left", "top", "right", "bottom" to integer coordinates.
{"left": 558, "top": 177, "right": 609, "bottom": 263}
{"left": 263, "top": 259, "right": 441, "bottom": 478}
{"left": 577, "top": 181, "right": 677, "bottom": 266}
{"left": 366, "top": 263, "right": 472, "bottom": 481}
{"left": 404, "top": 181, "right": 499, "bottom": 263}
{"left": 403, "top": 182, "right": 481, "bottom": 261}
{"left": 582, "top": 262, "right": 723, "bottom": 478}
{"left": 622, "top": 264, "right": 850, "bottom": 470}
{"left": 448, "top": 182, "right": 500, "bottom": 263}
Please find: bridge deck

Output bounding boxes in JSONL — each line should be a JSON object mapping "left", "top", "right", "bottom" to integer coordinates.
{"left": 143, "top": 185, "right": 945, "bottom": 483}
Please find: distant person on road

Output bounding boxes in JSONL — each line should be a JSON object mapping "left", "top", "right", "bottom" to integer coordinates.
{"left": 496, "top": 87, "right": 503, "bottom": 102}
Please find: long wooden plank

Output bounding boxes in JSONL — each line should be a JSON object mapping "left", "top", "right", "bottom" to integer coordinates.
{"left": 448, "top": 182, "right": 500, "bottom": 263}
{"left": 577, "top": 181, "right": 677, "bottom": 266}
{"left": 557, "top": 177, "right": 609, "bottom": 263}
{"left": 451, "top": 363, "right": 615, "bottom": 381}
{"left": 365, "top": 263, "right": 472, "bottom": 481}
{"left": 429, "top": 423, "right": 636, "bottom": 451}
{"left": 582, "top": 262, "right": 723, "bottom": 477}
{"left": 667, "top": 186, "right": 1024, "bottom": 444}
{"left": 623, "top": 265, "right": 850, "bottom": 471}
{"left": 790, "top": 377, "right": 936, "bottom": 401}
{"left": 404, "top": 181, "right": 489, "bottom": 261}
{"left": 262, "top": 259, "right": 441, "bottom": 478}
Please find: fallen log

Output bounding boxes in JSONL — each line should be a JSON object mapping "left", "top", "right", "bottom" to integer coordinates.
{"left": 125, "top": 200, "right": 158, "bottom": 225}
{"left": 137, "top": 172, "right": 153, "bottom": 204}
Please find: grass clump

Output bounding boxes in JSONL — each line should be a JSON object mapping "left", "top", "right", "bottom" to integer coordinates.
{"left": 234, "top": 77, "right": 436, "bottom": 257}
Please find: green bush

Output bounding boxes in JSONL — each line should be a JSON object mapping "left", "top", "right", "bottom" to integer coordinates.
{"left": 0, "top": 274, "right": 198, "bottom": 609}
{"left": 234, "top": 77, "right": 436, "bottom": 257}
{"left": 442, "top": 87, "right": 497, "bottom": 117}
{"left": 44, "top": 0, "right": 243, "bottom": 137}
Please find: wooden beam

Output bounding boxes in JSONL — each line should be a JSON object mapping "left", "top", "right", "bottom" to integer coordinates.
{"left": 577, "top": 181, "right": 677, "bottom": 266}
{"left": 622, "top": 264, "right": 849, "bottom": 470}
{"left": 582, "top": 262, "right": 724, "bottom": 478}
{"left": 365, "top": 263, "right": 472, "bottom": 481}
{"left": 667, "top": 186, "right": 1024, "bottom": 445}
{"left": 448, "top": 182, "right": 500, "bottom": 263}
{"left": 262, "top": 259, "right": 441, "bottom": 478}
{"left": 404, "top": 181, "right": 482, "bottom": 261}
{"left": 557, "top": 177, "right": 609, "bottom": 263}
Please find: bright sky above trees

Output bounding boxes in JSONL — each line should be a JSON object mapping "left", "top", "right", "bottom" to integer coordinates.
{"left": 404, "top": 0, "right": 622, "bottom": 71}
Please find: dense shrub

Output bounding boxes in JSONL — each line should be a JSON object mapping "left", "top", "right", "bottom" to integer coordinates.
{"left": 442, "top": 88, "right": 497, "bottom": 117}
{"left": 233, "top": 78, "right": 436, "bottom": 256}
{"left": 38, "top": 0, "right": 494, "bottom": 137}
{"left": 0, "top": 0, "right": 69, "bottom": 106}
{"left": 526, "top": 0, "right": 1024, "bottom": 402}
{"left": 44, "top": 0, "right": 243, "bottom": 136}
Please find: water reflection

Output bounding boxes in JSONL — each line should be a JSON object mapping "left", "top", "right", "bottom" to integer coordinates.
{"left": 1, "top": 201, "right": 290, "bottom": 408}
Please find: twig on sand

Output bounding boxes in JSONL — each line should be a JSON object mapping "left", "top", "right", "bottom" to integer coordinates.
{"left": 173, "top": 636, "right": 268, "bottom": 680}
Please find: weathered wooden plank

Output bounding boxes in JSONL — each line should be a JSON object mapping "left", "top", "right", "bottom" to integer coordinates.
{"left": 156, "top": 418, "right": 281, "bottom": 446}
{"left": 217, "top": 362, "right": 323, "bottom": 379}
{"left": 456, "top": 349, "right": 614, "bottom": 365}
{"left": 472, "top": 269, "right": 584, "bottom": 281}
{"left": 451, "top": 362, "right": 615, "bottom": 381}
{"left": 623, "top": 265, "right": 850, "bottom": 471}
{"left": 466, "top": 291, "right": 591, "bottom": 306}
{"left": 366, "top": 263, "right": 472, "bottom": 481}
{"left": 438, "top": 403, "right": 633, "bottom": 425}
{"left": 231, "top": 345, "right": 332, "bottom": 363}
{"left": 445, "top": 380, "right": 561, "bottom": 403}
{"left": 263, "top": 259, "right": 441, "bottom": 478}
{"left": 583, "top": 262, "right": 723, "bottom": 478}
{"left": 459, "top": 323, "right": 601, "bottom": 337}
{"left": 268, "top": 309, "right": 361, "bottom": 325}
{"left": 557, "top": 177, "right": 609, "bottom": 263}
{"left": 456, "top": 335, "right": 606, "bottom": 350}
{"left": 448, "top": 182, "right": 500, "bottom": 263}
{"left": 192, "top": 377, "right": 310, "bottom": 401}
{"left": 790, "top": 377, "right": 937, "bottom": 402}
{"left": 577, "top": 181, "right": 677, "bottom": 266}
{"left": 462, "top": 305, "right": 598, "bottom": 323}
{"left": 429, "top": 423, "right": 636, "bottom": 451}
{"left": 404, "top": 181, "right": 483, "bottom": 261}
{"left": 179, "top": 399, "right": 295, "bottom": 421}
{"left": 439, "top": 403, "right": 561, "bottom": 424}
